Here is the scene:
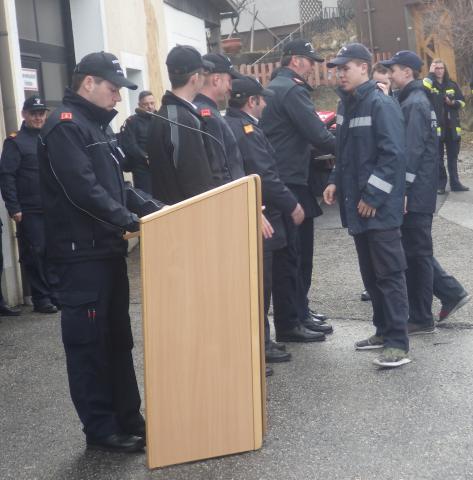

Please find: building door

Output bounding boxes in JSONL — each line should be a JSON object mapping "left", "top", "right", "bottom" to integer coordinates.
{"left": 15, "top": 0, "right": 75, "bottom": 106}
{"left": 409, "top": 3, "right": 457, "bottom": 79}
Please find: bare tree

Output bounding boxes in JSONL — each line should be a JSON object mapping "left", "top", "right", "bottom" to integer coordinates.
{"left": 227, "top": 0, "right": 252, "bottom": 39}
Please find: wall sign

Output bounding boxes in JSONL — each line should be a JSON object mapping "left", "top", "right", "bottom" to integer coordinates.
{"left": 22, "top": 68, "right": 39, "bottom": 91}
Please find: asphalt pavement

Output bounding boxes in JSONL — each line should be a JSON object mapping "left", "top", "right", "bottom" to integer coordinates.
{"left": 1, "top": 177, "right": 473, "bottom": 480}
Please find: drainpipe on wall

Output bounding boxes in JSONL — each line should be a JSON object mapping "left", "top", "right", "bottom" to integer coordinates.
{"left": 364, "top": 0, "right": 374, "bottom": 52}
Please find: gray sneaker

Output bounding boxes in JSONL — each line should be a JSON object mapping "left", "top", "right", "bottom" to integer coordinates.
{"left": 408, "top": 323, "right": 436, "bottom": 336}
{"left": 355, "top": 335, "right": 384, "bottom": 350}
{"left": 372, "top": 348, "right": 411, "bottom": 368}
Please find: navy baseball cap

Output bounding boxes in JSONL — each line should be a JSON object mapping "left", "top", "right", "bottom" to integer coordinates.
{"left": 283, "top": 39, "right": 324, "bottom": 63}
{"left": 166, "top": 45, "right": 214, "bottom": 75}
{"left": 327, "top": 43, "right": 372, "bottom": 68}
{"left": 23, "top": 95, "right": 49, "bottom": 112}
{"left": 380, "top": 51, "right": 424, "bottom": 71}
{"left": 203, "top": 53, "right": 243, "bottom": 79}
{"left": 231, "top": 76, "right": 274, "bottom": 99}
{"left": 74, "top": 51, "right": 137, "bottom": 90}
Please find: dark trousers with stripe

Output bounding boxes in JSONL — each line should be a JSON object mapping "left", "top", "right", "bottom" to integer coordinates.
{"left": 401, "top": 212, "right": 434, "bottom": 327}
{"left": 354, "top": 228, "right": 409, "bottom": 351}
{"left": 433, "top": 257, "right": 467, "bottom": 307}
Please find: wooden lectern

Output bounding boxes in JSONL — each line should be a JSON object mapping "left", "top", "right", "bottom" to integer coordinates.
{"left": 139, "top": 176, "right": 266, "bottom": 469}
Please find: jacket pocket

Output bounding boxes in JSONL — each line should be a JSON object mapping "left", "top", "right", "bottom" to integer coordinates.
{"left": 59, "top": 291, "right": 99, "bottom": 345}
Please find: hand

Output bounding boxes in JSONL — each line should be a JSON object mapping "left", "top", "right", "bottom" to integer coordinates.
{"left": 12, "top": 212, "right": 22, "bottom": 223}
{"left": 323, "top": 184, "right": 337, "bottom": 205}
{"left": 376, "top": 82, "right": 389, "bottom": 96}
{"left": 429, "top": 62, "right": 436, "bottom": 74}
{"left": 357, "top": 199, "right": 376, "bottom": 218}
{"left": 291, "top": 203, "right": 305, "bottom": 225}
{"left": 261, "top": 213, "right": 274, "bottom": 239}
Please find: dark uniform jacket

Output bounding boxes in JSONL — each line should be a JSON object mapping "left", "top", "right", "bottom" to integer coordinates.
{"left": 38, "top": 88, "right": 164, "bottom": 263}
{"left": 225, "top": 107, "right": 298, "bottom": 251}
{"left": 147, "top": 91, "right": 223, "bottom": 204}
{"left": 330, "top": 80, "right": 406, "bottom": 235}
{"left": 423, "top": 71, "right": 465, "bottom": 141}
{"left": 398, "top": 80, "right": 439, "bottom": 214}
{"left": 260, "top": 67, "right": 335, "bottom": 187}
{"left": 0, "top": 122, "right": 42, "bottom": 215}
{"left": 194, "top": 93, "right": 245, "bottom": 181}
{"left": 119, "top": 108, "right": 153, "bottom": 172}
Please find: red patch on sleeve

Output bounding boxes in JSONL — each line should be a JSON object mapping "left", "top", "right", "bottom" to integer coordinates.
{"left": 200, "top": 108, "right": 212, "bottom": 117}
{"left": 60, "top": 112, "right": 73, "bottom": 121}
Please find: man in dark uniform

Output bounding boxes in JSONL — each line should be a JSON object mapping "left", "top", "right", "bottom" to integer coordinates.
{"left": 147, "top": 45, "right": 223, "bottom": 204}
{"left": 225, "top": 76, "right": 309, "bottom": 363}
{"left": 423, "top": 59, "right": 468, "bottom": 193}
{"left": 38, "top": 51, "right": 165, "bottom": 452}
{"left": 194, "top": 53, "right": 245, "bottom": 182}
{"left": 382, "top": 51, "right": 439, "bottom": 335}
{"left": 261, "top": 39, "right": 335, "bottom": 341}
{"left": 324, "top": 44, "right": 410, "bottom": 368}
{"left": 119, "top": 90, "right": 157, "bottom": 193}
{"left": 0, "top": 95, "right": 57, "bottom": 314}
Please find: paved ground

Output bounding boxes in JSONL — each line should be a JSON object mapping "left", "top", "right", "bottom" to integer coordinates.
{"left": 1, "top": 173, "right": 473, "bottom": 480}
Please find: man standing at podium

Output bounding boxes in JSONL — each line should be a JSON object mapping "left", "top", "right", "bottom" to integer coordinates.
{"left": 38, "top": 51, "right": 165, "bottom": 453}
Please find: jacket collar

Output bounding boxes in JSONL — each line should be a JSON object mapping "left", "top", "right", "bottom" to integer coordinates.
{"left": 194, "top": 93, "right": 218, "bottom": 110}
{"left": 277, "top": 67, "right": 313, "bottom": 91}
{"left": 63, "top": 88, "right": 118, "bottom": 126}
{"left": 20, "top": 121, "right": 41, "bottom": 134}
{"left": 337, "top": 80, "right": 376, "bottom": 105}
{"left": 226, "top": 107, "right": 259, "bottom": 125}
{"left": 162, "top": 90, "right": 198, "bottom": 113}
{"left": 398, "top": 79, "right": 424, "bottom": 103}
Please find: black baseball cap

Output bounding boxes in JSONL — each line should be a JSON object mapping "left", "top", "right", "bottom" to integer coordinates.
{"left": 231, "top": 76, "right": 274, "bottom": 99}
{"left": 202, "top": 53, "right": 244, "bottom": 79}
{"left": 166, "top": 45, "right": 214, "bottom": 75}
{"left": 283, "top": 39, "right": 324, "bottom": 63}
{"left": 326, "top": 43, "right": 372, "bottom": 68}
{"left": 23, "top": 95, "right": 49, "bottom": 112}
{"left": 380, "top": 50, "right": 423, "bottom": 72}
{"left": 74, "top": 51, "right": 137, "bottom": 90}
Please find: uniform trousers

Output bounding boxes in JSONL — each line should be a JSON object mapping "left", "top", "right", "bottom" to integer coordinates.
{"left": 17, "top": 212, "right": 57, "bottom": 307}
{"left": 401, "top": 212, "right": 434, "bottom": 327}
{"left": 55, "top": 257, "right": 143, "bottom": 439}
{"left": 272, "top": 217, "right": 300, "bottom": 332}
{"left": 433, "top": 257, "right": 467, "bottom": 307}
{"left": 296, "top": 216, "right": 314, "bottom": 321}
{"left": 438, "top": 130, "right": 462, "bottom": 190}
{"left": 354, "top": 228, "right": 409, "bottom": 351}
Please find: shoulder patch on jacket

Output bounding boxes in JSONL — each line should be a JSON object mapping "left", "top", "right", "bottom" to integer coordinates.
{"left": 60, "top": 112, "right": 73, "bottom": 121}
{"left": 200, "top": 108, "right": 212, "bottom": 117}
{"left": 7, "top": 132, "right": 17, "bottom": 138}
{"left": 292, "top": 77, "right": 304, "bottom": 85}
{"left": 244, "top": 124, "right": 254, "bottom": 134}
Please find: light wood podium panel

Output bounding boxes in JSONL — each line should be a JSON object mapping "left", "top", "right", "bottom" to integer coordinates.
{"left": 140, "top": 176, "right": 266, "bottom": 469}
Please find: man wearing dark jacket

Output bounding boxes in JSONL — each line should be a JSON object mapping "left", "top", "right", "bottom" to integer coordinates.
{"left": 382, "top": 51, "right": 439, "bottom": 336}
{"left": 261, "top": 39, "right": 336, "bottom": 341}
{"left": 0, "top": 95, "right": 57, "bottom": 314}
{"left": 194, "top": 53, "right": 245, "bottom": 181}
{"left": 225, "top": 76, "right": 316, "bottom": 363}
{"left": 38, "top": 51, "right": 165, "bottom": 453}
{"left": 423, "top": 59, "right": 468, "bottom": 192}
{"left": 147, "top": 45, "right": 223, "bottom": 204}
{"left": 324, "top": 44, "right": 410, "bottom": 368}
{"left": 119, "top": 90, "right": 156, "bottom": 193}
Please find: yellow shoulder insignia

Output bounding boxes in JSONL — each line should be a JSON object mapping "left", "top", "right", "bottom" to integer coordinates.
{"left": 8, "top": 132, "right": 17, "bottom": 138}
{"left": 244, "top": 124, "right": 254, "bottom": 134}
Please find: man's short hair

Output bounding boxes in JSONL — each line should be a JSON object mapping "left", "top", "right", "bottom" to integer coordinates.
{"left": 139, "top": 90, "right": 153, "bottom": 101}
{"left": 228, "top": 96, "right": 249, "bottom": 109}
{"left": 169, "top": 69, "right": 202, "bottom": 89}
{"left": 70, "top": 73, "right": 104, "bottom": 92}
{"left": 280, "top": 55, "right": 292, "bottom": 67}
{"left": 398, "top": 64, "right": 420, "bottom": 80}
{"left": 351, "top": 58, "right": 372, "bottom": 72}
{"left": 371, "top": 62, "right": 389, "bottom": 76}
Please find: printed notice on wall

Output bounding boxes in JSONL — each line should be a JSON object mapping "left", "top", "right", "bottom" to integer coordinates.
{"left": 22, "top": 68, "right": 39, "bottom": 91}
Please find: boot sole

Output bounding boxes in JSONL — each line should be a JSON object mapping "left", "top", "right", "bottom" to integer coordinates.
{"left": 373, "top": 357, "right": 411, "bottom": 368}
{"left": 355, "top": 344, "right": 384, "bottom": 350}
{"left": 408, "top": 328, "right": 437, "bottom": 336}
{"left": 276, "top": 336, "right": 326, "bottom": 343}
